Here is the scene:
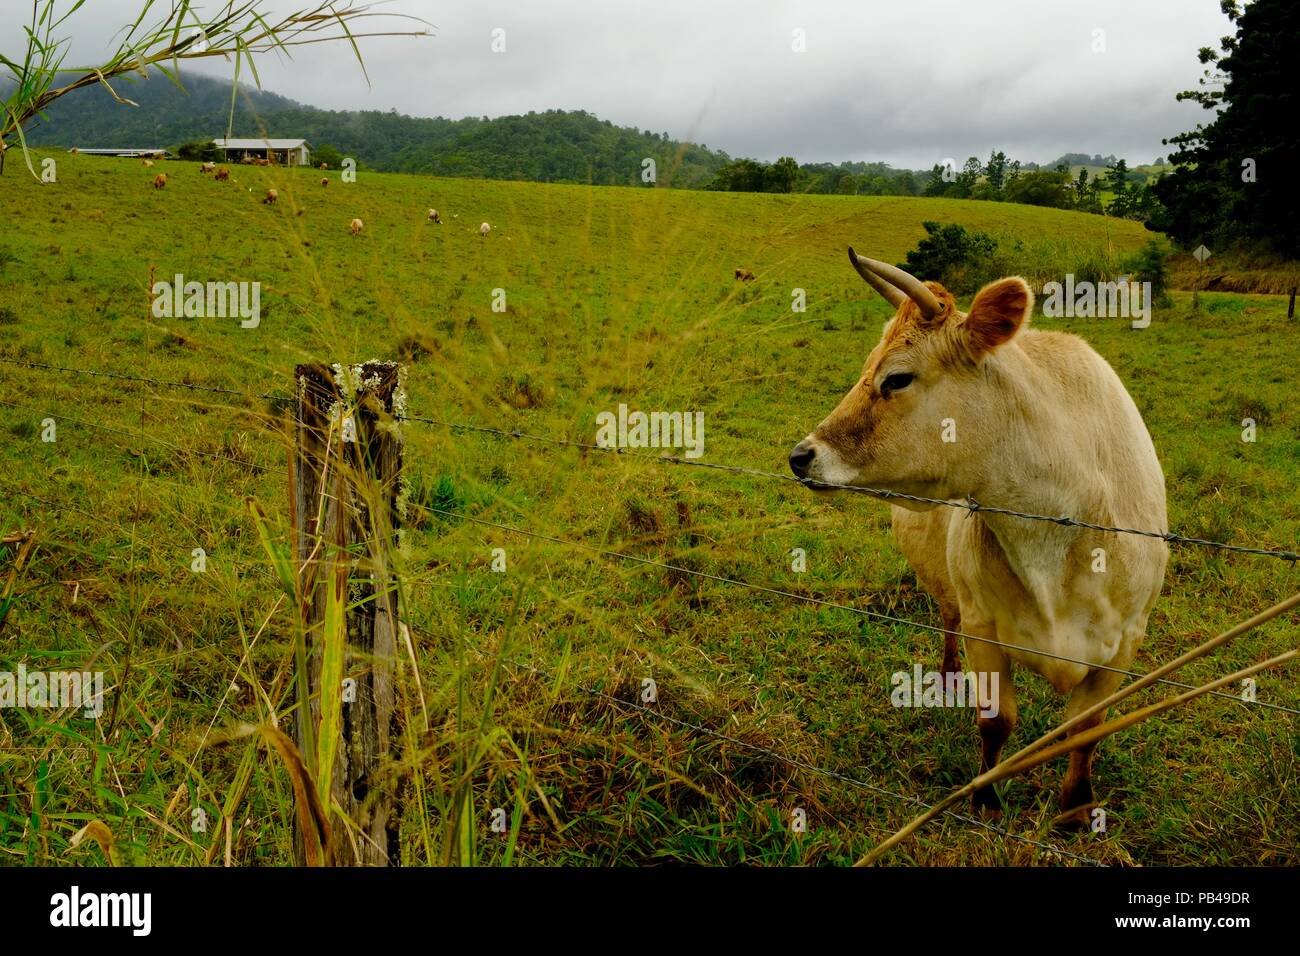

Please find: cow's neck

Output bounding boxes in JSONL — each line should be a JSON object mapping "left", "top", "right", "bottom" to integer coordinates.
{"left": 962, "top": 347, "right": 1100, "bottom": 597}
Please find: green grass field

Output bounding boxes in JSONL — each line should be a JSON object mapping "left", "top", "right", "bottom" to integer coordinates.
{"left": 1, "top": 151, "right": 1297, "bottom": 866}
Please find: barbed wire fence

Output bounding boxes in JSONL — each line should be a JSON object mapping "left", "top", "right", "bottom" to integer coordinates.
{"left": 3, "top": 355, "right": 1298, "bottom": 866}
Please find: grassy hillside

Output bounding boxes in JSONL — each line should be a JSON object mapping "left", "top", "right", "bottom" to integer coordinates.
{"left": 9, "top": 70, "right": 729, "bottom": 186}
{"left": 1, "top": 153, "right": 1297, "bottom": 866}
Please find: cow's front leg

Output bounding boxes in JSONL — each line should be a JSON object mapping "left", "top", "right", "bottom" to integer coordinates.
{"left": 964, "top": 624, "right": 1016, "bottom": 817}
{"left": 939, "top": 605, "right": 962, "bottom": 681}
{"left": 1055, "top": 665, "right": 1125, "bottom": 830}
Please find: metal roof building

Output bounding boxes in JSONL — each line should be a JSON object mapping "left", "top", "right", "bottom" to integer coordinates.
{"left": 213, "top": 138, "right": 311, "bottom": 167}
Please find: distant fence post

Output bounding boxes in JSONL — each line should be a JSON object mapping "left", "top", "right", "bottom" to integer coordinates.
{"left": 1289, "top": 287, "right": 1295, "bottom": 321}
{"left": 293, "top": 361, "right": 405, "bottom": 866}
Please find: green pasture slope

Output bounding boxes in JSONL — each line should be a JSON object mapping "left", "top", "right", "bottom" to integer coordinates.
{"left": 1, "top": 150, "right": 1297, "bottom": 866}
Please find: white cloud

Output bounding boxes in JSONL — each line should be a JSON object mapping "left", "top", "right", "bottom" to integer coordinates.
{"left": 1, "top": 0, "right": 1231, "bottom": 167}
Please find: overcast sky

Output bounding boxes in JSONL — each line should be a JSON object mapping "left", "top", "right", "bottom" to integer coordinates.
{"left": 4, "top": 0, "right": 1234, "bottom": 168}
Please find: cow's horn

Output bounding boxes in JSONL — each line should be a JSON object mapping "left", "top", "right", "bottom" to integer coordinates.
{"left": 848, "top": 248, "right": 942, "bottom": 319}
{"left": 848, "top": 247, "right": 908, "bottom": 310}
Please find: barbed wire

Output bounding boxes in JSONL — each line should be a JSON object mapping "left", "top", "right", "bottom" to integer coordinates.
{"left": 508, "top": 657, "right": 1105, "bottom": 866}
{"left": 8, "top": 487, "right": 114, "bottom": 527}
{"left": 5, "top": 357, "right": 1296, "bottom": 562}
{"left": 408, "top": 414, "right": 1300, "bottom": 564}
{"left": 0, "top": 356, "right": 288, "bottom": 402}
{"left": 426, "top": 505, "right": 1300, "bottom": 716}
{"left": 0, "top": 396, "right": 286, "bottom": 476}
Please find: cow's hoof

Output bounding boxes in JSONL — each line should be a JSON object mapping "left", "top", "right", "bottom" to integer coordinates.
{"left": 1051, "top": 805, "right": 1094, "bottom": 832}
{"left": 972, "top": 786, "right": 1003, "bottom": 819}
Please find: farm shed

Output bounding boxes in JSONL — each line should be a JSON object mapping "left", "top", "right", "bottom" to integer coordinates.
{"left": 213, "top": 138, "right": 311, "bottom": 167}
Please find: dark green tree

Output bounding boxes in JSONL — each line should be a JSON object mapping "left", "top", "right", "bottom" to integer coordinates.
{"left": 1004, "top": 169, "right": 1072, "bottom": 209}
{"left": 709, "top": 158, "right": 766, "bottom": 191}
{"left": 1150, "top": 0, "right": 1300, "bottom": 255}
{"left": 765, "top": 155, "right": 799, "bottom": 193}
{"left": 1073, "top": 167, "right": 1090, "bottom": 205}
{"left": 923, "top": 163, "right": 950, "bottom": 196}
{"left": 985, "top": 150, "right": 1008, "bottom": 191}
{"left": 313, "top": 143, "right": 344, "bottom": 168}
{"left": 950, "top": 156, "right": 981, "bottom": 198}
{"left": 1105, "top": 159, "right": 1132, "bottom": 216}
{"left": 175, "top": 139, "right": 220, "bottom": 161}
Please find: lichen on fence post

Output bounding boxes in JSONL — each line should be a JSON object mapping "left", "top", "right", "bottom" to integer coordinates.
{"left": 292, "top": 361, "right": 405, "bottom": 866}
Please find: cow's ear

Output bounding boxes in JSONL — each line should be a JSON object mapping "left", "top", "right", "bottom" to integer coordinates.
{"left": 965, "top": 277, "right": 1032, "bottom": 358}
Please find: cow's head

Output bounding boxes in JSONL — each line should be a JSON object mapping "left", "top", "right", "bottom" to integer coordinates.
{"left": 788, "top": 249, "right": 1033, "bottom": 503}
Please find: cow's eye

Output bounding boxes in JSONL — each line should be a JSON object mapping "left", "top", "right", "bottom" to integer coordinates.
{"left": 882, "top": 372, "right": 914, "bottom": 396}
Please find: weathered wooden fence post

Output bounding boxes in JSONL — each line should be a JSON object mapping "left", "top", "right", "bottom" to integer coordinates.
{"left": 293, "top": 361, "right": 405, "bottom": 866}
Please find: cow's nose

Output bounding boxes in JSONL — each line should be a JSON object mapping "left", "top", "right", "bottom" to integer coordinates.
{"left": 788, "top": 440, "right": 816, "bottom": 479}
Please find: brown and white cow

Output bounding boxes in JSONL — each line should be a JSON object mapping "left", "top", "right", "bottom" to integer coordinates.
{"left": 789, "top": 249, "right": 1167, "bottom": 825}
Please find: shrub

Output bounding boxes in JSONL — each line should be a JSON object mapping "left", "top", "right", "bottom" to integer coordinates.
{"left": 314, "top": 144, "right": 344, "bottom": 168}
{"left": 898, "top": 221, "right": 999, "bottom": 293}
{"left": 1120, "top": 239, "right": 1173, "bottom": 306}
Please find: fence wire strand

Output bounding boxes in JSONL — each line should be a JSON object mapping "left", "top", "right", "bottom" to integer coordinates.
{"left": 407, "top": 414, "right": 1300, "bottom": 564}
{"left": 428, "top": 506, "right": 1300, "bottom": 716}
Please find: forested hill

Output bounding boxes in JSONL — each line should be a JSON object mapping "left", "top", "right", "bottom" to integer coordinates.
{"left": 9, "top": 69, "right": 729, "bottom": 186}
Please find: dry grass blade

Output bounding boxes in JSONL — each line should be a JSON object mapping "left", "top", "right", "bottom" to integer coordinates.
{"left": 0, "top": 529, "right": 38, "bottom": 634}
{"left": 68, "top": 819, "right": 117, "bottom": 865}
{"left": 225, "top": 722, "right": 332, "bottom": 866}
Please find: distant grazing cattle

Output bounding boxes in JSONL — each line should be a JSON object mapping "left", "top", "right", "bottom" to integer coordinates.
{"left": 142, "top": 158, "right": 155, "bottom": 168}
{"left": 319, "top": 162, "right": 329, "bottom": 170}
{"left": 320, "top": 177, "right": 328, "bottom": 187}
{"left": 734, "top": 268, "right": 755, "bottom": 281}
{"left": 350, "top": 218, "right": 364, "bottom": 236}
{"left": 214, "top": 167, "right": 229, "bottom": 182}
{"left": 428, "top": 208, "right": 441, "bottom": 223}
{"left": 153, "top": 173, "right": 167, "bottom": 189}
{"left": 262, "top": 188, "right": 278, "bottom": 205}
{"left": 200, "top": 162, "right": 215, "bottom": 174}
{"left": 479, "top": 222, "right": 491, "bottom": 237}
{"left": 69, "top": 147, "right": 79, "bottom": 155}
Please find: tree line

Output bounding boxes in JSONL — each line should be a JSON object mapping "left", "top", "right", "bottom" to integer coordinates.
{"left": 705, "top": 150, "right": 1162, "bottom": 221}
